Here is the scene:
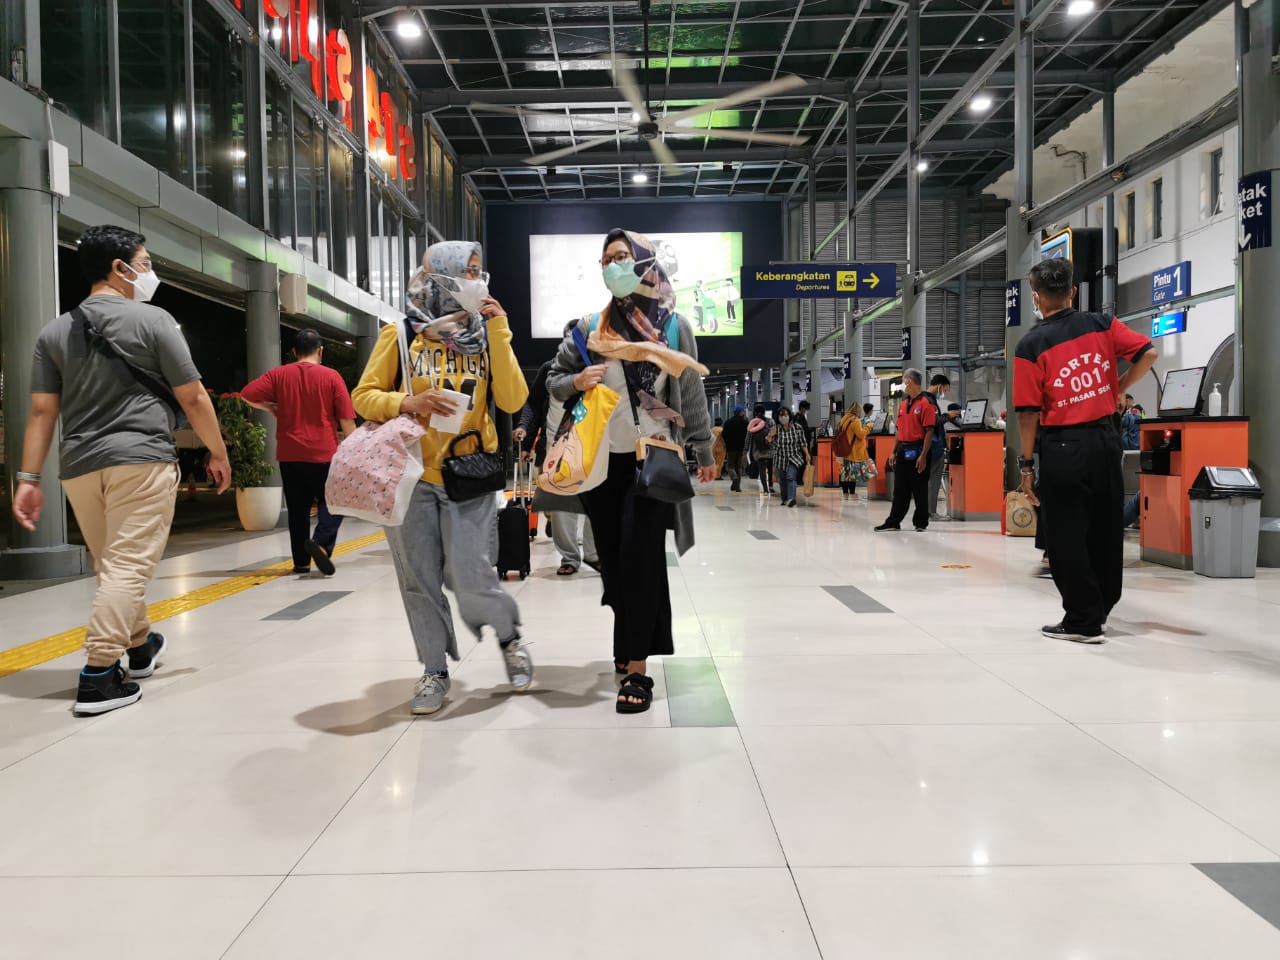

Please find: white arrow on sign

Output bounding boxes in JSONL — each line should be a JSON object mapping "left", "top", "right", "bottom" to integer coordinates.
{"left": 1240, "top": 218, "right": 1252, "bottom": 251}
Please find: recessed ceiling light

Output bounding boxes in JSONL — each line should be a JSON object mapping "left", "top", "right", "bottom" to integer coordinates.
{"left": 916, "top": 160, "right": 929, "bottom": 173}
{"left": 976, "top": 35, "right": 986, "bottom": 42}
{"left": 395, "top": 18, "right": 423, "bottom": 39}
{"left": 632, "top": 170, "right": 649, "bottom": 184}
{"left": 1066, "top": 0, "right": 1095, "bottom": 16}
{"left": 969, "top": 94, "right": 993, "bottom": 113}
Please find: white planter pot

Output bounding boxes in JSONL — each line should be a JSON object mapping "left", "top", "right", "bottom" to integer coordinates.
{"left": 235, "top": 487, "right": 282, "bottom": 532}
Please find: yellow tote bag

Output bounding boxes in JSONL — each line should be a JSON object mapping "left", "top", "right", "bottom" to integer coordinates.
{"left": 539, "top": 384, "right": 620, "bottom": 495}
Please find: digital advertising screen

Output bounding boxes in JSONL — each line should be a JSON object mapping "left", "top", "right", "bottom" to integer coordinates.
{"left": 528, "top": 232, "right": 745, "bottom": 339}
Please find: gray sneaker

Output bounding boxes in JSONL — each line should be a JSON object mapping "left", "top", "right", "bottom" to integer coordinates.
{"left": 500, "top": 637, "right": 534, "bottom": 692}
{"left": 411, "top": 672, "right": 451, "bottom": 715}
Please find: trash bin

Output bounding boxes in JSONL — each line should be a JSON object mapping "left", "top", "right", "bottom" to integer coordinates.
{"left": 1187, "top": 466, "right": 1264, "bottom": 578}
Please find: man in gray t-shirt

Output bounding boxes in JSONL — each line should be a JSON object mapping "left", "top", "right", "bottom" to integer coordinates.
{"left": 12, "top": 225, "right": 231, "bottom": 717}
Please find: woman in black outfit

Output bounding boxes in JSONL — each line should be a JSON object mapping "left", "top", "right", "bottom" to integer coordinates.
{"left": 547, "top": 229, "right": 716, "bottom": 713}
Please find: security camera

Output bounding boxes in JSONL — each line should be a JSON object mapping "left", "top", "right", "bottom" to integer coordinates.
{"left": 1109, "top": 166, "right": 1127, "bottom": 183}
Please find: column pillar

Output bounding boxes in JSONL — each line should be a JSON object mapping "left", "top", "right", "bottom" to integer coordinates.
{"left": 1004, "top": 0, "right": 1037, "bottom": 488}
{"left": 0, "top": 138, "right": 86, "bottom": 579}
{"left": 903, "top": 0, "right": 926, "bottom": 375}
{"left": 1240, "top": 0, "right": 1280, "bottom": 565}
{"left": 1101, "top": 91, "right": 1117, "bottom": 314}
{"left": 246, "top": 261, "right": 282, "bottom": 484}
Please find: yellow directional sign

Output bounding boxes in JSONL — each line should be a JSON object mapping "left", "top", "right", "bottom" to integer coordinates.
{"left": 741, "top": 262, "right": 897, "bottom": 299}
{"left": 866, "top": 272, "right": 881, "bottom": 290}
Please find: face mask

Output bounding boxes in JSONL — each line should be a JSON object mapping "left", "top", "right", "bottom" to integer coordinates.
{"left": 1031, "top": 293, "right": 1043, "bottom": 321}
{"left": 123, "top": 264, "right": 161, "bottom": 303}
{"left": 778, "top": 415, "right": 790, "bottom": 425}
{"left": 432, "top": 273, "right": 489, "bottom": 315}
{"left": 602, "top": 256, "right": 655, "bottom": 299}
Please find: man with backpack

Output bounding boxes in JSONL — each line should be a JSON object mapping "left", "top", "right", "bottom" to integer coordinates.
{"left": 11, "top": 225, "right": 232, "bottom": 716}
{"left": 746, "top": 405, "right": 776, "bottom": 496}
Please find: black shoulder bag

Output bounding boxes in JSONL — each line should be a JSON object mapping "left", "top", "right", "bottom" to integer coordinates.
{"left": 620, "top": 362, "right": 694, "bottom": 505}
{"left": 434, "top": 340, "right": 505, "bottom": 502}
{"left": 71, "top": 306, "right": 182, "bottom": 416}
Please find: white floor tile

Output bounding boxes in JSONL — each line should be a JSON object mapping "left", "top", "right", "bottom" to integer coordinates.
{"left": 297, "top": 727, "right": 784, "bottom": 874}
{"left": 1083, "top": 721, "right": 1280, "bottom": 855}
{"left": 0, "top": 731, "right": 403, "bottom": 876}
{"left": 0, "top": 877, "right": 280, "bottom": 960}
{"left": 796, "top": 865, "right": 1280, "bottom": 959}
{"left": 717, "top": 655, "right": 1060, "bottom": 725}
{"left": 226, "top": 869, "right": 819, "bottom": 959}
{"left": 741, "top": 724, "right": 1275, "bottom": 866}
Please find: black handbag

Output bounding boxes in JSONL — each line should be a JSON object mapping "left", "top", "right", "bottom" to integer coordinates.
{"left": 635, "top": 436, "right": 695, "bottom": 504}
{"left": 747, "top": 459, "right": 760, "bottom": 480}
{"left": 441, "top": 430, "right": 506, "bottom": 502}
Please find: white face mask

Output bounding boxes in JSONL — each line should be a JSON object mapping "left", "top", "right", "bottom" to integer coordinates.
{"left": 123, "top": 264, "right": 161, "bottom": 303}
{"left": 1031, "top": 293, "right": 1043, "bottom": 321}
{"left": 433, "top": 273, "right": 489, "bottom": 315}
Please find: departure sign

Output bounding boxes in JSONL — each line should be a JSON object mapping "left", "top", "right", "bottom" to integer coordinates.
{"left": 1151, "top": 261, "right": 1190, "bottom": 306}
{"left": 739, "top": 262, "right": 897, "bottom": 300}
{"left": 1151, "top": 310, "right": 1187, "bottom": 339}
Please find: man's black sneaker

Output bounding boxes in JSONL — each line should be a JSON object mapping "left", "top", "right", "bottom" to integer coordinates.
{"left": 74, "top": 665, "right": 142, "bottom": 717}
{"left": 874, "top": 522, "right": 901, "bottom": 532}
{"left": 1041, "top": 622, "right": 1105, "bottom": 644}
{"left": 124, "top": 632, "right": 167, "bottom": 679}
{"left": 915, "top": 526, "right": 928, "bottom": 532}
{"left": 304, "top": 540, "right": 336, "bottom": 576}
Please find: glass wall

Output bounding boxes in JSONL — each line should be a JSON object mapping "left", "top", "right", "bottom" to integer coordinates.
{"left": 329, "top": 138, "right": 357, "bottom": 284}
{"left": 40, "top": 0, "right": 112, "bottom": 136}
{"left": 293, "top": 104, "right": 318, "bottom": 263}
{"left": 193, "top": 1, "right": 250, "bottom": 222}
{"left": 118, "top": 0, "right": 189, "bottom": 181}
{"left": 265, "top": 73, "right": 295, "bottom": 248}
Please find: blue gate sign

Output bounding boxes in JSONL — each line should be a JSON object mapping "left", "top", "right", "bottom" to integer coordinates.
{"left": 1151, "top": 261, "right": 1191, "bottom": 306}
{"left": 1005, "top": 279, "right": 1022, "bottom": 328}
{"left": 1151, "top": 310, "right": 1187, "bottom": 339}
{"left": 1239, "top": 171, "right": 1272, "bottom": 251}
{"left": 740, "top": 262, "right": 897, "bottom": 300}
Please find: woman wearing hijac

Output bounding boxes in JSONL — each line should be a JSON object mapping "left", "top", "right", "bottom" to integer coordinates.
{"left": 548, "top": 229, "right": 716, "bottom": 714}
{"left": 352, "top": 242, "right": 531, "bottom": 716}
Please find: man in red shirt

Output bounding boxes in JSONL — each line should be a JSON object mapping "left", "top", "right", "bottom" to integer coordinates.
{"left": 1014, "top": 259, "right": 1155, "bottom": 643}
{"left": 242, "top": 329, "right": 357, "bottom": 575}
{"left": 875, "top": 368, "right": 936, "bottom": 532}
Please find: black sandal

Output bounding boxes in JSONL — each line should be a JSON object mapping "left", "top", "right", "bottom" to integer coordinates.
{"left": 616, "top": 673, "right": 655, "bottom": 714}
{"left": 556, "top": 563, "right": 577, "bottom": 576}
{"left": 614, "top": 660, "right": 629, "bottom": 677}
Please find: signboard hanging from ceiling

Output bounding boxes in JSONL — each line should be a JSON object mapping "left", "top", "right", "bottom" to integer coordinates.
{"left": 1151, "top": 261, "right": 1191, "bottom": 306}
{"left": 739, "top": 263, "right": 897, "bottom": 299}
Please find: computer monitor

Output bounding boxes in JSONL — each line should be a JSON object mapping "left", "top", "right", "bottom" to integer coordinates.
{"left": 1158, "top": 367, "right": 1206, "bottom": 417}
{"left": 873, "top": 409, "right": 890, "bottom": 434}
{"left": 962, "top": 399, "right": 988, "bottom": 426}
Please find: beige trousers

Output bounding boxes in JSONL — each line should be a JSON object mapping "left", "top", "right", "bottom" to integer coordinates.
{"left": 62, "top": 462, "right": 180, "bottom": 667}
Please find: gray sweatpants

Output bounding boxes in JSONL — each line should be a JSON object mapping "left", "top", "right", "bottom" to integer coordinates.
{"left": 552, "top": 511, "right": 598, "bottom": 569}
{"left": 385, "top": 481, "right": 521, "bottom": 673}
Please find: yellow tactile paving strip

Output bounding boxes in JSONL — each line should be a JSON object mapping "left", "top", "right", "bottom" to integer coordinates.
{"left": 0, "top": 531, "right": 386, "bottom": 678}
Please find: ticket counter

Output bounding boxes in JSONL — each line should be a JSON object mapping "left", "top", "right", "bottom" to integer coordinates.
{"left": 946, "top": 431, "right": 1005, "bottom": 520}
{"left": 815, "top": 437, "right": 837, "bottom": 486}
{"left": 1139, "top": 417, "right": 1250, "bottom": 569}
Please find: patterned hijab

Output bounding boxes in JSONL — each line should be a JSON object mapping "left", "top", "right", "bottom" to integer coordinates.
{"left": 602, "top": 229, "right": 675, "bottom": 395}
{"left": 405, "top": 240, "right": 488, "bottom": 356}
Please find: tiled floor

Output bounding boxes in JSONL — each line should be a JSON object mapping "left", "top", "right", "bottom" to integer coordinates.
{"left": 2, "top": 485, "right": 1280, "bottom": 958}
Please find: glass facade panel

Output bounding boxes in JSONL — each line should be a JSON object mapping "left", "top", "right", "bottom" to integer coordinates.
{"left": 368, "top": 190, "right": 384, "bottom": 301}
{"left": 329, "top": 138, "right": 357, "bottom": 284}
{"left": 386, "top": 202, "right": 403, "bottom": 307}
{"left": 293, "top": 105, "right": 317, "bottom": 261}
{"left": 265, "top": 73, "right": 295, "bottom": 247}
{"left": 40, "top": 0, "right": 112, "bottom": 136}
{"left": 118, "top": 0, "right": 189, "bottom": 181}
{"left": 193, "top": 2, "right": 251, "bottom": 222}
{"left": 442, "top": 153, "right": 456, "bottom": 238}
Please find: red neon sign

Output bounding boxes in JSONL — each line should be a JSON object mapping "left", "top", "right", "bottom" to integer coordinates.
{"left": 264, "top": 1, "right": 417, "bottom": 181}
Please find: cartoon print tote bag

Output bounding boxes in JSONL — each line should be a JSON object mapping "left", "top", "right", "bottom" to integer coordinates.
{"left": 326, "top": 320, "right": 428, "bottom": 525}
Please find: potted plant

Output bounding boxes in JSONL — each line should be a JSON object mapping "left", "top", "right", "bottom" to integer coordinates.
{"left": 217, "top": 393, "right": 280, "bottom": 531}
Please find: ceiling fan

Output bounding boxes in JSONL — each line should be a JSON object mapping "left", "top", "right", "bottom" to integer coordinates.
{"left": 468, "top": 0, "right": 810, "bottom": 175}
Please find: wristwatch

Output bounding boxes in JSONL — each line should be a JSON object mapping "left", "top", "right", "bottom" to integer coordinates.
{"left": 1017, "top": 457, "right": 1035, "bottom": 470}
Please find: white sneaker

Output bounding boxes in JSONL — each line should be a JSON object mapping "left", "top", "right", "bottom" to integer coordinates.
{"left": 500, "top": 637, "right": 535, "bottom": 692}
{"left": 411, "top": 672, "right": 450, "bottom": 715}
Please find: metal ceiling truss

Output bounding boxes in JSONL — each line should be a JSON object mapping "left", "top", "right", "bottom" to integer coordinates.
{"left": 363, "top": 0, "right": 1220, "bottom": 202}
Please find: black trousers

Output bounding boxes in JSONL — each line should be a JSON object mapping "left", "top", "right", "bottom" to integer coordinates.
{"left": 758, "top": 457, "right": 774, "bottom": 492}
{"left": 279, "top": 461, "right": 343, "bottom": 570}
{"left": 1037, "top": 425, "right": 1124, "bottom": 632}
{"left": 580, "top": 453, "right": 675, "bottom": 664}
{"left": 886, "top": 448, "right": 931, "bottom": 529}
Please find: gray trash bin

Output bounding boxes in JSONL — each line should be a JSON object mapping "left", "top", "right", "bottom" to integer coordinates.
{"left": 1187, "top": 466, "right": 1264, "bottom": 578}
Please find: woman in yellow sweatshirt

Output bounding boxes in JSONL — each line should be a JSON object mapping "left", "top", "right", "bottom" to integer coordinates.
{"left": 352, "top": 241, "right": 530, "bottom": 716}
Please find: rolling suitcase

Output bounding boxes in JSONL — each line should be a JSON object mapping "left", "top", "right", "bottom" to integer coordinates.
{"left": 497, "top": 448, "right": 533, "bottom": 580}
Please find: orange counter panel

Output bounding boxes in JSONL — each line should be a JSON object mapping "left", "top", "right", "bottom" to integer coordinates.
{"left": 947, "top": 431, "right": 1005, "bottom": 520}
{"left": 868, "top": 435, "right": 894, "bottom": 499}
{"left": 1139, "top": 419, "right": 1249, "bottom": 569}
{"left": 815, "top": 437, "right": 837, "bottom": 486}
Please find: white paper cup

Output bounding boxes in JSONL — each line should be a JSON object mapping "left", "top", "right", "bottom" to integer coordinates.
{"left": 428, "top": 389, "right": 469, "bottom": 434}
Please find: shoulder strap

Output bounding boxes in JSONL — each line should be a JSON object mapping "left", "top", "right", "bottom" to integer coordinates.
{"left": 72, "top": 306, "right": 181, "bottom": 415}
